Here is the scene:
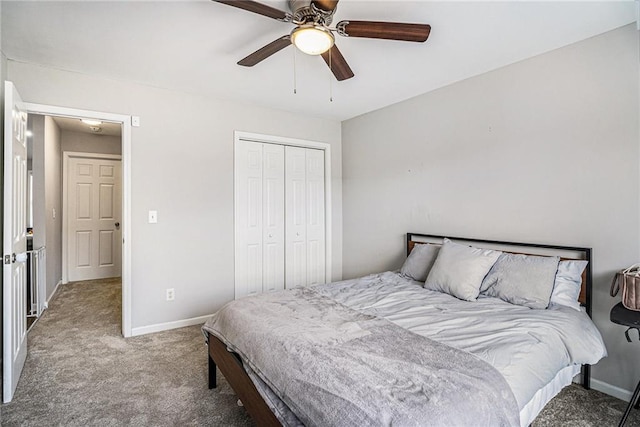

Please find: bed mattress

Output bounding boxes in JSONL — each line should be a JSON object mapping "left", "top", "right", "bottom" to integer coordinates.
{"left": 206, "top": 270, "right": 607, "bottom": 426}
{"left": 315, "top": 271, "right": 606, "bottom": 410}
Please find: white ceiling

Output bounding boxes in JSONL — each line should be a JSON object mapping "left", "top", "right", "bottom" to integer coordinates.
{"left": 2, "top": 1, "right": 636, "bottom": 121}
{"left": 53, "top": 116, "right": 122, "bottom": 137}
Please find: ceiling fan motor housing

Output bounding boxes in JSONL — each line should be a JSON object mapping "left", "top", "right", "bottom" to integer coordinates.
{"left": 288, "top": 0, "right": 334, "bottom": 25}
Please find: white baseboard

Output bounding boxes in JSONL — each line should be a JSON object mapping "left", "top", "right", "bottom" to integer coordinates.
{"left": 130, "top": 314, "right": 213, "bottom": 337}
{"left": 43, "top": 280, "right": 63, "bottom": 310}
{"left": 591, "top": 378, "right": 633, "bottom": 402}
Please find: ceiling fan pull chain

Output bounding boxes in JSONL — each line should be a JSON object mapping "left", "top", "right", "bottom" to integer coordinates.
{"left": 293, "top": 46, "right": 297, "bottom": 94}
{"left": 329, "top": 48, "right": 333, "bottom": 102}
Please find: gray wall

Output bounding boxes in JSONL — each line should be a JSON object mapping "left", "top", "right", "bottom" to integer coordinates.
{"left": 342, "top": 25, "right": 639, "bottom": 395}
{"left": 61, "top": 131, "right": 121, "bottom": 155}
{"left": 7, "top": 60, "right": 343, "bottom": 331}
{"left": 31, "top": 115, "right": 63, "bottom": 301}
{"left": 44, "top": 117, "right": 62, "bottom": 299}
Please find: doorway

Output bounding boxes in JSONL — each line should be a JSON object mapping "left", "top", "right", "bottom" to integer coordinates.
{"left": 22, "top": 102, "right": 133, "bottom": 339}
{"left": 27, "top": 115, "right": 124, "bottom": 311}
{"left": 2, "top": 81, "right": 132, "bottom": 403}
{"left": 3, "top": 82, "right": 133, "bottom": 403}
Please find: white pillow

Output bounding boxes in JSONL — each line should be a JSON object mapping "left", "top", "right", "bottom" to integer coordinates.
{"left": 400, "top": 243, "right": 440, "bottom": 282}
{"left": 424, "top": 239, "right": 502, "bottom": 301}
{"left": 549, "top": 260, "right": 588, "bottom": 311}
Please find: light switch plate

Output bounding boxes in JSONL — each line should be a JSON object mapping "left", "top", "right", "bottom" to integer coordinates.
{"left": 132, "top": 116, "right": 140, "bottom": 127}
{"left": 148, "top": 210, "right": 158, "bottom": 223}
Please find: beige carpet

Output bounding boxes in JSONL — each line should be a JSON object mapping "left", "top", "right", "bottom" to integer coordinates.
{"left": 1, "top": 278, "right": 252, "bottom": 426}
{"left": 2, "top": 278, "right": 639, "bottom": 426}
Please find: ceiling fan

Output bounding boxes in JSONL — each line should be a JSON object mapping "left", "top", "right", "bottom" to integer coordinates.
{"left": 213, "top": 0, "right": 431, "bottom": 81}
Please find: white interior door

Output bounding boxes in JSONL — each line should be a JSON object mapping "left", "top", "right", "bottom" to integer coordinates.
{"left": 3, "top": 81, "right": 29, "bottom": 403}
{"left": 262, "top": 143, "right": 285, "bottom": 293}
{"left": 235, "top": 141, "right": 264, "bottom": 298}
{"left": 67, "top": 156, "right": 122, "bottom": 282}
{"left": 285, "top": 147, "right": 326, "bottom": 288}
{"left": 234, "top": 141, "right": 285, "bottom": 298}
{"left": 285, "top": 146, "right": 307, "bottom": 288}
{"left": 235, "top": 139, "right": 326, "bottom": 296}
{"left": 305, "top": 148, "right": 325, "bottom": 285}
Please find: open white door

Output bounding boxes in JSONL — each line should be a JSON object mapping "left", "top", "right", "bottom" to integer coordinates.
{"left": 3, "top": 81, "right": 29, "bottom": 403}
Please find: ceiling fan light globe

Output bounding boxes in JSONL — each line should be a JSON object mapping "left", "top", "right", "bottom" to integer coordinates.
{"left": 291, "top": 26, "right": 334, "bottom": 55}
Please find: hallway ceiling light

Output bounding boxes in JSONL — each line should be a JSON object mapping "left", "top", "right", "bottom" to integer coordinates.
{"left": 81, "top": 119, "right": 103, "bottom": 126}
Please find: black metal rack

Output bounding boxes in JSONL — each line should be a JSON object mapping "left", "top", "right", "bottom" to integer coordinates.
{"left": 610, "top": 302, "right": 640, "bottom": 426}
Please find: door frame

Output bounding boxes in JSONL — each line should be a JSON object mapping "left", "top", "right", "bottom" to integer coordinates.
{"left": 234, "top": 131, "right": 333, "bottom": 285}
{"left": 62, "top": 151, "right": 123, "bottom": 284}
{"left": 24, "top": 102, "right": 133, "bottom": 338}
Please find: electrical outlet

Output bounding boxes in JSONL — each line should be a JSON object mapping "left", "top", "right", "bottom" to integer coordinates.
{"left": 166, "top": 288, "right": 175, "bottom": 301}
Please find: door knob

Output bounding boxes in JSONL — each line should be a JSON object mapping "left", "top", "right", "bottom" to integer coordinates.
{"left": 115, "top": 222, "right": 120, "bottom": 230}
{"left": 15, "top": 252, "right": 28, "bottom": 263}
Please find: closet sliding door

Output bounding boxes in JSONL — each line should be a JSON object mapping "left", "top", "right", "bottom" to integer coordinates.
{"left": 262, "top": 144, "right": 285, "bottom": 292}
{"left": 285, "top": 147, "right": 307, "bottom": 288}
{"left": 285, "top": 146, "right": 325, "bottom": 288}
{"left": 235, "top": 139, "right": 325, "bottom": 299}
{"left": 235, "top": 141, "right": 284, "bottom": 298}
{"left": 305, "top": 148, "right": 326, "bottom": 286}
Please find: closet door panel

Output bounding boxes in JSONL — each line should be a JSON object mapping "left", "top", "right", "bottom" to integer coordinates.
{"left": 262, "top": 144, "right": 285, "bottom": 292}
{"left": 235, "top": 141, "right": 264, "bottom": 298}
{"left": 285, "top": 146, "right": 307, "bottom": 289}
{"left": 306, "top": 149, "right": 325, "bottom": 285}
{"left": 237, "top": 141, "right": 326, "bottom": 297}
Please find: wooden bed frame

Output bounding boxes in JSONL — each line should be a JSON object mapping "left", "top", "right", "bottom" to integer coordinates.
{"left": 206, "top": 232, "right": 594, "bottom": 426}
{"left": 207, "top": 334, "right": 280, "bottom": 426}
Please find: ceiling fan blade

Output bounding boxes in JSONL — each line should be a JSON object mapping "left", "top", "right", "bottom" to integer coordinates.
{"left": 312, "top": 0, "right": 339, "bottom": 13}
{"left": 238, "top": 36, "right": 291, "bottom": 67}
{"left": 321, "top": 44, "right": 354, "bottom": 81}
{"left": 212, "top": 0, "right": 290, "bottom": 21}
{"left": 338, "top": 20, "right": 431, "bottom": 42}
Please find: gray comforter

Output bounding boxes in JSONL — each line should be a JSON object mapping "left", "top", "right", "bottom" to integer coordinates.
{"left": 203, "top": 286, "right": 520, "bottom": 427}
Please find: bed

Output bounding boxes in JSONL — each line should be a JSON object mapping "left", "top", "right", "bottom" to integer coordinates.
{"left": 203, "top": 233, "right": 607, "bottom": 426}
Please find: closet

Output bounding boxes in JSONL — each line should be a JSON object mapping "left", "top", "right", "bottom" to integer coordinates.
{"left": 235, "top": 139, "right": 326, "bottom": 298}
